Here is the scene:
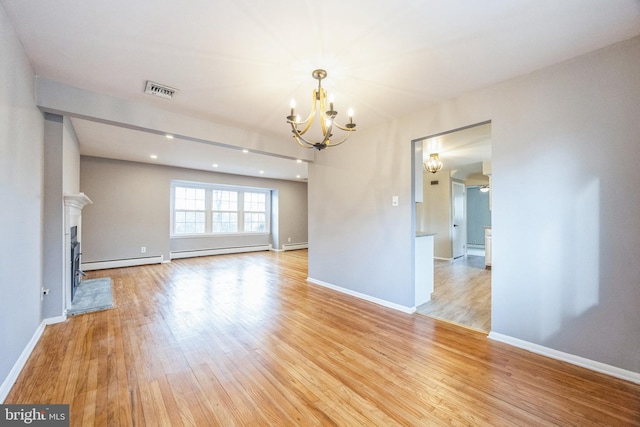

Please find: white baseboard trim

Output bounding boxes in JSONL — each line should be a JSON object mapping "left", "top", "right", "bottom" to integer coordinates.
{"left": 82, "top": 255, "right": 164, "bottom": 271}
{"left": 170, "top": 245, "right": 271, "bottom": 260}
{"left": 488, "top": 332, "right": 640, "bottom": 385}
{"left": 43, "top": 315, "right": 66, "bottom": 325}
{"left": 0, "top": 321, "right": 46, "bottom": 403}
{"left": 281, "top": 243, "right": 308, "bottom": 251}
{"left": 434, "top": 256, "right": 453, "bottom": 261}
{"left": 307, "top": 277, "right": 415, "bottom": 314}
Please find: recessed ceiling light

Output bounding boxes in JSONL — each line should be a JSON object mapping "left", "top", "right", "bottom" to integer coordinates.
{"left": 296, "top": 175, "right": 301, "bottom": 179}
{"left": 212, "top": 163, "right": 218, "bottom": 168}
{"left": 259, "top": 170, "right": 264, "bottom": 174}
{"left": 165, "top": 134, "right": 174, "bottom": 139}
{"left": 296, "top": 159, "right": 302, "bottom": 163}
{"left": 150, "top": 154, "right": 158, "bottom": 159}
{"left": 242, "top": 149, "right": 249, "bottom": 153}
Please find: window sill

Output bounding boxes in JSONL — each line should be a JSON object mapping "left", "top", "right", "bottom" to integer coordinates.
{"left": 170, "top": 232, "right": 270, "bottom": 239}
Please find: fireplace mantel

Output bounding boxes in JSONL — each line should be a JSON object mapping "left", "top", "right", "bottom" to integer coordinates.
{"left": 64, "top": 192, "right": 93, "bottom": 210}
{"left": 63, "top": 192, "right": 93, "bottom": 313}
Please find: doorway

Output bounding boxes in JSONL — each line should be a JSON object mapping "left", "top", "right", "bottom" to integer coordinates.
{"left": 452, "top": 181, "right": 466, "bottom": 259}
{"left": 413, "top": 121, "right": 492, "bottom": 332}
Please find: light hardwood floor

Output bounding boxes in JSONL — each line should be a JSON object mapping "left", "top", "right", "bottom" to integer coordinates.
{"left": 417, "top": 255, "right": 491, "bottom": 332}
{"left": 6, "top": 250, "right": 640, "bottom": 426}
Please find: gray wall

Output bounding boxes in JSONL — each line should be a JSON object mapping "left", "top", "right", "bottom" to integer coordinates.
{"left": 416, "top": 170, "right": 453, "bottom": 259}
{"left": 491, "top": 37, "right": 640, "bottom": 372}
{"left": 309, "top": 129, "right": 415, "bottom": 307}
{"left": 42, "top": 114, "right": 65, "bottom": 319}
{"left": 80, "top": 156, "right": 308, "bottom": 263}
{"left": 62, "top": 116, "right": 81, "bottom": 195}
{"left": 41, "top": 114, "right": 81, "bottom": 319}
{"left": 309, "top": 36, "right": 640, "bottom": 373}
{"left": 0, "top": 4, "right": 45, "bottom": 397}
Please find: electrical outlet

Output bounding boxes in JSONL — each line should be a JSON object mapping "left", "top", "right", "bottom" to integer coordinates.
{"left": 141, "top": 246, "right": 146, "bottom": 253}
{"left": 288, "top": 237, "right": 291, "bottom": 243}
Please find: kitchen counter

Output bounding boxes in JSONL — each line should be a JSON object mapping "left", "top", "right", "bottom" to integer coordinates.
{"left": 416, "top": 231, "right": 436, "bottom": 237}
{"left": 415, "top": 233, "right": 435, "bottom": 306}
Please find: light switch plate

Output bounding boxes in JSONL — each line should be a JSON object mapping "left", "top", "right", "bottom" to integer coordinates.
{"left": 392, "top": 196, "right": 399, "bottom": 206}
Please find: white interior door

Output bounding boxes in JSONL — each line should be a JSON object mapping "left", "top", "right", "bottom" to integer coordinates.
{"left": 452, "top": 181, "right": 466, "bottom": 258}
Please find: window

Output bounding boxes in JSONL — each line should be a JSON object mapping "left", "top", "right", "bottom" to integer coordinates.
{"left": 174, "top": 186, "right": 206, "bottom": 234}
{"left": 171, "top": 181, "right": 270, "bottom": 236}
{"left": 212, "top": 190, "right": 238, "bottom": 233}
{"left": 244, "top": 192, "right": 266, "bottom": 232}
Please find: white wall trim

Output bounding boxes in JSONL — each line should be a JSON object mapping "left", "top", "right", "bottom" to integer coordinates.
{"left": 170, "top": 245, "right": 271, "bottom": 260}
{"left": 307, "top": 277, "right": 415, "bottom": 314}
{"left": 488, "top": 332, "right": 640, "bottom": 385}
{"left": 281, "top": 242, "right": 308, "bottom": 251}
{"left": 43, "top": 315, "right": 66, "bottom": 325}
{"left": 82, "top": 255, "right": 164, "bottom": 271}
{"left": 0, "top": 321, "right": 46, "bottom": 403}
{"left": 434, "top": 256, "right": 453, "bottom": 261}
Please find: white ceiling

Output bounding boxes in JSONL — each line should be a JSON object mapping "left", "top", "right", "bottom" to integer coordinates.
{"left": 72, "top": 117, "right": 310, "bottom": 180}
{"left": 3, "top": 0, "right": 639, "bottom": 180}
{"left": 421, "top": 121, "right": 492, "bottom": 178}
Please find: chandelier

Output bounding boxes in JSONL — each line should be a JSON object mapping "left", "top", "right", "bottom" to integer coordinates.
{"left": 424, "top": 153, "right": 443, "bottom": 174}
{"left": 286, "top": 69, "right": 356, "bottom": 150}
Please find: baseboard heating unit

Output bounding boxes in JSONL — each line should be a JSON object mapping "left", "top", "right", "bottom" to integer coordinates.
{"left": 170, "top": 245, "right": 271, "bottom": 260}
{"left": 282, "top": 242, "right": 308, "bottom": 251}
{"left": 82, "top": 255, "right": 164, "bottom": 271}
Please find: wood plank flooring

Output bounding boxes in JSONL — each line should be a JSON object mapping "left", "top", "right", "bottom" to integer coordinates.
{"left": 417, "top": 255, "right": 491, "bottom": 332}
{"left": 6, "top": 250, "right": 640, "bottom": 426}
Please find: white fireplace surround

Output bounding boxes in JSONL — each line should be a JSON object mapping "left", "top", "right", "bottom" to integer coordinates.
{"left": 63, "top": 193, "right": 92, "bottom": 312}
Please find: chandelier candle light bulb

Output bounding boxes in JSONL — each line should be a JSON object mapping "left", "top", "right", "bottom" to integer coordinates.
{"left": 286, "top": 69, "right": 356, "bottom": 150}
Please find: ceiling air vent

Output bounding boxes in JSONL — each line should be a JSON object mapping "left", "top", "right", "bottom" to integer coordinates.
{"left": 144, "top": 81, "right": 177, "bottom": 100}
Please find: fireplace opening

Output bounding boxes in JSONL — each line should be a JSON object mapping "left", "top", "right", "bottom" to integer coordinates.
{"left": 70, "top": 226, "right": 83, "bottom": 301}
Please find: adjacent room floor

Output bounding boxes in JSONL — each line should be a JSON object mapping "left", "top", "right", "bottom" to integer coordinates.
{"left": 417, "top": 253, "right": 491, "bottom": 332}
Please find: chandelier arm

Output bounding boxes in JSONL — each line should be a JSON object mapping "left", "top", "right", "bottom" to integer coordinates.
{"left": 332, "top": 122, "right": 356, "bottom": 132}
{"left": 291, "top": 120, "right": 333, "bottom": 149}
{"left": 289, "top": 113, "right": 313, "bottom": 127}
{"left": 289, "top": 110, "right": 316, "bottom": 136}
{"left": 291, "top": 89, "right": 319, "bottom": 136}
{"left": 324, "top": 129, "right": 354, "bottom": 147}
{"left": 292, "top": 135, "right": 317, "bottom": 149}
{"left": 290, "top": 125, "right": 318, "bottom": 148}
